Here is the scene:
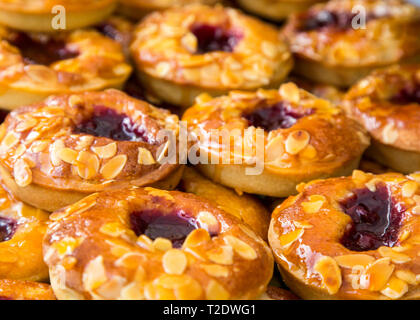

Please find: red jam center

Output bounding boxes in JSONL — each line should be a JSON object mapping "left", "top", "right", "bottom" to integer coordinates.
{"left": 0, "top": 109, "right": 9, "bottom": 124}
{"left": 340, "top": 183, "right": 404, "bottom": 251}
{"left": 0, "top": 217, "right": 17, "bottom": 242}
{"left": 95, "top": 22, "right": 123, "bottom": 42}
{"left": 74, "top": 105, "right": 152, "bottom": 143}
{"left": 391, "top": 85, "right": 420, "bottom": 105}
{"left": 243, "top": 102, "right": 313, "bottom": 131}
{"left": 8, "top": 32, "right": 79, "bottom": 65}
{"left": 190, "top": 24, "right": 242, "bottom": 54}
{"left": 130, "top": 209, "right": 198, "bottom": 248}
{"left": 300, "top": 10, "right": 379, "bottom": 31}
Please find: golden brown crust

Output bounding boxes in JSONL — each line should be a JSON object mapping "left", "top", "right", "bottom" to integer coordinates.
{"left": 130, "top": 4, "right": 293, "bottom": 107}
{"left": 0, "top": 183, "right": 49, "bottom": 281}
{"left": 0, "top": 0, "right": 116, "bottom": 13}
{"left": 182, "top": 83, "right": 369, "bottom": 197}
{"left": 0, "top": 90, "right": 183, "bottom": 211}
{"left": 43, "top": 187, "right": 274, "bottom": 300}
{"left": 283, "top": 0, "right": 420, "bottom": 86}
{"left": 180, "top": 167, "right": 270, "bottom": 240}
{"left": 0, "top": 27, "right": 131, "bottom": 110}
{"left": 269, "top": 170, "right": 420, "bottom": 300}
{"left": 259, "top": 286, "right": 300, "bottom": 300}
{"left": 0, "top": 279, "right": 55, "bottom": 300}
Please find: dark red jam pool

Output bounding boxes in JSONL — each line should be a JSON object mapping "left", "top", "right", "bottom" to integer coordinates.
{"left": 300, "top": 10, "right": 381, "bottom": 32}
{"left": 95, "top": 22, "right": 122, "bottom": 42}
{"left": 190, "top": 24, "right": 242, "bottom": 54}
{"left": 8, "top": 32, "right": 79, "bottom": 65}
{"left": 340, "top": 183, "right": 404, "bottom": 251}
{"left": 243, "top": 102, "right": 313, "bottom": 131}
{"left": 390, "top": 84, "right": 420, "bottom": 105}
{"left": 130, "top": 209, "right": 199, "bottom": 248}
{"left": 0, "top": 217, "right": 17, "bottom": 242}
{"left": 0, "top": 109, "right": 9, "bottom": 124}
{"left": 74, "top": 105, "right": 152, "bottom": 143}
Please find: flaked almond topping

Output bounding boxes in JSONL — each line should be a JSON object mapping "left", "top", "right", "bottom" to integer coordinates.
{"left": 206, "top": 280, "right": 230, "bottom": 300}
{"left": 76, "top": 136, "right": 94, "bottom": 151}
{"left": 68, "top": 95, "right": 83, "bottom": 107}
{"left": 335, "top": 254, "right": 375, "bottom": 268}
{"left": 302, "top": 195, "right": 326, "bottom": 214}
{"left": 378, "top": 246, "right": 411, "bottom": 264}
{"left": 100, "top": 154, "right": 127, "bottom": 179}
{"left": 120, "top": 283, "right": 144, "bottom": 300}
{"left": 137, "top": 235, "right": 154, "bottom": 251}
{"left": 156, "top": 140, "right": 170, "bottom": 163}
{"left": 181, "top": 32, "right": 198, "bottom": 53}
{"left": 365, "top": 178, "right": 382, "bottom": 192}
{"left": 224, "top": 235, "right": 257, "bottom": 260}
{"left": 261, "top": 41, "right": 278, "bottom": 59}
{"left": 365, "top": 257, "right": 394, "bottom": 291}
{"left": 265, "top": 136, "right": 285, "bottom": 162}
{"left": 382, "top": 123, "right": 398, "bottom": 144}
{"left": 138, "top": 147, "right": 156, "bottom": 165}
{"left": 14, "top": 144, "right": 26, "bottom": 157}
{"left": 156, "top": 62, "right": 171, "bottom": 78}
{"left": 395, "top": 270, "right": 417, "bottom": 285}
{"left": 1, "top": 132, "right": 19, "bottom": 150}
{"left": 207, "top": 245, "right": 234, "bottom": 265}
{"left": 182, "top": 229, "right": 211, "bottom": 248}
{"left": 202, "top": 264, "right": 229, "bottom": 278}
{"left": 82, "top": 255, "right": 107, "bottom": 291}
{"left": 25, "top": 65, "right": 57, "bottom": 84}
{"left": 14, "top": 158, "right": 32, "bottom": 187}
{"left": 285, "top": 130, "right": 310, "bottom": 155}
{"left": 300, "top": 145, "right": 317, "bottom": 159}
{"left": 380, "top": 276, "right": 408, "bottom": 299}
{"left": 57, "top": 148, "right": 78, "bottom": 164}
{"left": 153, "top": 237, "right": 173, "bottom": 252}
{"left": 31, "top": 140, "right": 48, "bottom": 153}
{"left": 195, "top": 93, "right": 213, "bottom": 105}
{"left": 279, "top": 82, "right": 300, "bottom": 104}
{"left": 279, "top": 228, "right": 304, "bottom": 249}
{"left": 162, "top": 249, "right": 188, "bottom": 275}
{"left": 402, "top": 181, "right": 417, "bottom": 198}
{"left": 352, "top": 170, "right": 369, "bottom": 182}
{"left": 313, "top": 256, "right": 342, "bottom": 295}
{"left": 52, "top": 237, "right": 83, "bottom": 257}
{"left": 15, "top": 118, "right": 37, "bottom": 132}
{"left": 62, "top": 256, "right": 77, "bottom": 270}
{"left": 412, "top": 205, "right": 420, "bottom": 215}
{"left": 197, "top": 211, "right": 218, "bottom": 230}
{"left": 99, "top": 222, "right": 126, "bottom": 238}
{"left": 50, "top": 139, "right": 65, "bottom": 166}
{"left": 92, "top": 143, "right": 117, "bottom": 159}
{"left": 76, "top": 151, "right": 100, "bottom": 180}
{"left": 293, "top": 221, "right": 313, "bottom": 229}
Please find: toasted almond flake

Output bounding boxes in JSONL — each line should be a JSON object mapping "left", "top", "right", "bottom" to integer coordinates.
{"left": 99, "top": 222, "right": 126, "bottom": 238}
{"left": 195, "top": 93, "right": 213, "bottom": 105}
{"left": 335, "top": 254, "right": 375, "bottom": 268}
{"left": 293, "top": 221, "right": 313, "bottom": 229}
{"left": 285, "top": 130, "right": 310, "bottom": 155}
{"left": 224, "top": 235, "right": 257, "bottom": 260}
{"left": 156, "top": 141, "right": 170, "bottom": 163}
{"left": 279, "top": 228, "right": 304, "bottom": 249}
{"left": 52, "top": 237, "right": 83, "bottom": 257}
{"left": 382, "top": 123, "right": 398, "bottom": 144}
{"left": 156, "top": 62, "right": 171, "bottom": 77}
{"left": 62, "top": 256, "right": 77, "bottom": 270}
{"left": 82, "top": 256, "right": 107, "bottom": 291}
{"left": 50, "top": 139, "right": 65, "bottom": 166}
{"left": 31, "top": 140, "right": 48, "bottom": 153}
{"left": 412, "top": 205, "right": 420, "bottom": 215}
{"left": 144, "top": 187, "right": 174, "bottom": 201}
{"left": 153, "top": 238, "right": 172, "bottom": 251}
{"left": 92, "top": 143, "right": 117, "bottom": 159}
{"left": 137, "top": 235, "right": 154, "bottom": 251}
{"left": 68, "top": 95, "right": 83, "bottom": 107}
{"left": 314, "top": 256, "right": 342, "bottom": 294}
{"left": 57, "top": 147, "right": 78, "bottom": 165}
{"left": 16, "top": 118, "right": 37, "bottom": 132}
{"left": 138, "top": 147, "right": 156, "bottom": 165}
{"left": 14, "top": 158, "right": 32, "bottom": 187}
{"left": 395, "top": 270, "right": 417, "bottom": 285}
{"left": 175, "top": 277, "right": 203, "bottom": 300}
{"left": 402, "top": 181, "right": 418, "bottom": 198}
{"left": 207, "top": 245, "right": 234, "bottom": 265}
{"left": 197, "top": 211, "right": 218, "bottom": 230}
{"left": 182, "top": 229, "right": 211, "bottom": 248}
{"left": 100, "top": 155, "right": 127, "bottom": 179}
{"left": 206, "top": 280, "right": 230, "bottom": 300}
{"left": 279, "top": 82, "right": 300, "bottom": 104}
{"left": 265, "top": 136, "right": 284, "bottom": 162}
{"left": 300, "top": 145, "right": 317, "bottom": 159}
{"left": 25, "top": 65, "right": 57, "bottom": 83}
{"left": 365, "top": 257, "right": 394, "bottom": 291}
{"left": 399, "top": 230, "right": 411, "bottom": 243}
{"left": 365, "top": 178, "right": 382, "bottom": 192}
{"left": 1, "top": 132, "right": 19, "bottom": 150}
{"left": 76, "top": 151, "right": 100, "bottom": 180}
{"left": 162, "top": 249, "right": 187, "bottom": 275}
{"left": 14, "top": 144, "right": 26, "bottom": 157}
{"left": 202, "top": 264, "right": 229, "bottom": 278}
{"left": 302, "top": 197, "right": 325, "bottom": 214}
{"left": 352, "top": 170, "right": 369, "bottom": 182}
{"left": 378, "top": 246, "right": 411, "bottom": 264}
{"left": 120, "top": 282, "right": 145, "bottom": 300}
{"left": 261, "top": 41, "right": 278, "bottom": 59}
{"left": 380, "top": 276, "right": 408, "bottom": 299}
{"left": 181, "top": 32, "right": 197, "bottom": 53}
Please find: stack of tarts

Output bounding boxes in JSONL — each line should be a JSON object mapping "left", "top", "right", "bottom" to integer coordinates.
{"left": 0, "top": 0, "right": 418, "bottom": 301}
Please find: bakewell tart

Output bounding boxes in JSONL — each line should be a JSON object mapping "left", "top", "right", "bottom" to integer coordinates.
{"left": 0, "top": 0, "right": 117, "bottom": 32}
{"left": 130, "top": 4, "right": 293, "bottom": 108}
{"left": 259, "top": 286, "right": 300, "bottom": 300}
{"left": 0, "top": 27, "right": 132, "bottom": 110}
{"left": 0, "top": 90, "right": 184, "bottom": 212}
{"left": 0, "top": 182, "right": 49, "bottom": 281}
{"left": 343, "top": 64, "right": 420, "bottom": 174}
{"left": 43, "top": 187, "right": 274, "bottom": 300}
{"left": 0, "top": 279, "right": 55, "bottom": 300}
{"left": 236, "top": 0, "right": 327, "bottom": 21}
{"left": 180, "top": 167, "right": 270, "bottom": 240}
{"left": 182, "top": 83, "right": 370, "bottom": 197}
{"left": 118, "top": 0, "right": 220, "bottom": 20}
{"left": 283, "top": 0, "right": 420, "bottom": 87}
{"left": 269, "top": 170, "right": 420, "bottom": 299}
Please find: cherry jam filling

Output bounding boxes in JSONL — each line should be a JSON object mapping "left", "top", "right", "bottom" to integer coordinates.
{"left": 300, "top": 10, "right": 379, "bottom": 31}
{"left": 340, "top": 183, "right": 404, "bottom": 251}
{"left": 390, "top": 84, "right": 420, "bottom": 105}
{"left": 190, "top": 24, "right": 242, "bottom": 54}
{"left": 130, "top": 209, "right": 199, "bottom": 248}
{"left": 243, "top": 102, "right": 313, "bottom": 131}
{"left": 8, "top": 32, "right": 79, "bottom": 65}
{"left": 0, "top": 217, "right": 17, "bottom": 242}
{"left": 74, "top": 105, "right": 152, "bottom": 143}
{"left": 95, "top": 22, "right": 122, "bottom": 42}
{"left": 0, "top": 109, "right": 9, "bottom": 124}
